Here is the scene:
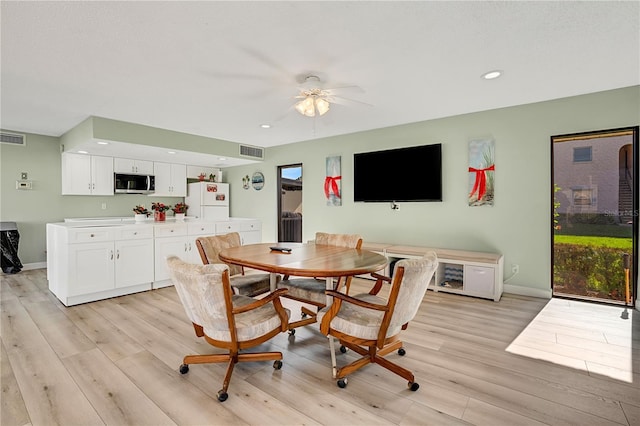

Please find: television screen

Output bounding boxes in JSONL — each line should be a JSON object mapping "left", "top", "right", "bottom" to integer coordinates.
{"left": 354, "top": 143, "right": 442, "bottom": 202}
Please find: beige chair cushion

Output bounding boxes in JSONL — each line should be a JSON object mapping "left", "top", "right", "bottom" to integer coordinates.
{"left": 318, "top": 252, "right": 438, "bottom": 341}
{"left": 167, "top": 256, "right": 289, "bottom": 343}
{"left": 197, "top": 233, "right": 279, "bottom": 297}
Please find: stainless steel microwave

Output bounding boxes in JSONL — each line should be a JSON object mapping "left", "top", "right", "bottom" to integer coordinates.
{"left": 114, "top": 173, "right": 155, "bottom": 194}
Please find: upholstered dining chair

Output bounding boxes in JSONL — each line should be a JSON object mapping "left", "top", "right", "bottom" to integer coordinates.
{"left": 196, "top": 232, "right": 279, "bottom": 297}
{"left": 276, "top": 232, "right": 363, "bottom": 334}
{"left": 166, "top": 256, "right": 290, "bottom": 402}
{"left": 318, "top": 251, "right": 438, "bottom": 390}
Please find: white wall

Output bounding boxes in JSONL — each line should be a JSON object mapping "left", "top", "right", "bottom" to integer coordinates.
{"left": 227, "top": 86, "right": 640, "bottom": 297}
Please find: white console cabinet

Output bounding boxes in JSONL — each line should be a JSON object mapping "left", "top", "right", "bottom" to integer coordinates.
{"left": 364, "top": 244, "right": 504, "bottom": 302}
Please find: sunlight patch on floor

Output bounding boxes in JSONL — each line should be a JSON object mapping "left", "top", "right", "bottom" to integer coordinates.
{"left": 506, "top": 298, "right": 638, "bottom": 383}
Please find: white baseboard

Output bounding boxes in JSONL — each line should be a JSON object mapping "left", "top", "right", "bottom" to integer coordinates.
{"left": 21, "top": 262, "right": 47, "bottom": 271}
{"left": 504, "top": 283, "right": 552, "bottom": 299}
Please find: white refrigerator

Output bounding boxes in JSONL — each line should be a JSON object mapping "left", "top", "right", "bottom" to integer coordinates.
{"left": 185, "top": 182, "right": 229, "bottom": 220}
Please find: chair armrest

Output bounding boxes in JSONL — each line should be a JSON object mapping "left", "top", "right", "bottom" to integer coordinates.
{"left": 232, "top": 288, "right": 288, "bottom": 314}
{"left": 367, "top": 272, "right": 391, "bottom": 295}
{"left": 325, "top": 290, "right": 388, "bottom": 312}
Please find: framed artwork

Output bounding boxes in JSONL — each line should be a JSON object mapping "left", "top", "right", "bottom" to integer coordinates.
{"left": 251, "top": 172, "right": 264, "bottom": 190}
{"left": 325, "top": 155, "right": 342, "bottom": 206}
{"left": 468, "top": 139, "right": 495, "bottom": 206}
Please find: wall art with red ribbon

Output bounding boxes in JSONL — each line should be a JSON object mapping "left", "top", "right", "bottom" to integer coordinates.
{"left": 324, "top": 155, "right": 342, "bottom": 206}
{"left": 468, "top": 139, "right": 495, "bottom": 206}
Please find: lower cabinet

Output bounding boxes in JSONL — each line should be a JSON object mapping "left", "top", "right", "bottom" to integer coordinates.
{"left": 48, "top": 224, "right": 154, "bottom": 306}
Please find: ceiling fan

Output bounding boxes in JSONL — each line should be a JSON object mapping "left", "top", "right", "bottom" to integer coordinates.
{"left": 293, "top": 75, "right": 368, "bottom": 118}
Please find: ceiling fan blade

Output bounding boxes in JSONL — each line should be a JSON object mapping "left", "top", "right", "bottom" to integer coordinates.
{"left": 325, "top": 85, "right": 365, "bottom": 93}
{"left": 328, "top": 95, "right": 374, "bottom": 107}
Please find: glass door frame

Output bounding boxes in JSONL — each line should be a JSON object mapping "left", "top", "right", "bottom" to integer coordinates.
{"left": 550, "top": 126, "right": 639, "bottom": 307}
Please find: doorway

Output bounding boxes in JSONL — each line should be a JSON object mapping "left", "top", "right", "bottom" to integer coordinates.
{"left": 551, "top": 127, "right": 638, "bottom": 306}
{"left": 277, "top": 164, "right": 302, "bottom": 242}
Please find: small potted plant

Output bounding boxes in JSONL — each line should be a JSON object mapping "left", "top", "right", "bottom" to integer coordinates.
{"left": 133, "top": 205, "right": 149, "bottom": 222}
{"left": 172, "top": 202, "right": 188, "bottom": 221}
{"left": 151, "top": 202, "right": 171, "bottom": 222}
{"left": 198, "top": 173, "right": 206, "bottom": 182}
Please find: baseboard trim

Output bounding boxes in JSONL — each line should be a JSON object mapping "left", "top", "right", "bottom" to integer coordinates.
{"left": 504, "top": 284, "right": 552, "bottom": 299}
{"left": 22, "top": 262, "right": 47, "bottom": 271}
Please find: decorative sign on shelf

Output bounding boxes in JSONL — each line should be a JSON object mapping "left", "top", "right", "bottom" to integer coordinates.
{"left": 468, "top": 139, "right": 495, "bottom": 207}
{"left": 325, "top": 155, "right": 342, "bottom": 206}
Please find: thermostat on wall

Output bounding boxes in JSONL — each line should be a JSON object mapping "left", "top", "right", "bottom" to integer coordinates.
{"left": 16, "top": 180, "right": 32, "bottom": 190}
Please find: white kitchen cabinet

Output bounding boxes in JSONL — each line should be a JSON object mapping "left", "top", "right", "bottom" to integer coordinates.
{"left": 62, "top": 153, "right": 114, "bottom": 195}
{"left": 114, "top": 158, "right": 154, "bottom": 175}
{"left": 153, "top": 223, "right": 191, "bottom": 284}
{"left": 154, "top": 162, "right": 187, "bottom": 196}
{"left": 239, "top": 220, "right": 261, "bottom": 245}
{"left": 46, "top": 223, "right": 154, "bottom": 306}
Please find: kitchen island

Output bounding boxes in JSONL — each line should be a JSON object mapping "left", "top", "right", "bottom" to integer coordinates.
{"left": 46, "top": 217, "right": 261, "bottom": 306}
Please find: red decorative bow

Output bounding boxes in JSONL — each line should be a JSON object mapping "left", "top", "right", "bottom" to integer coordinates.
{"left": 324, "top": 175, "right": 342, "bottom": 199}
{"left": 468, "top": 165, "right": 495, "bottom": 201}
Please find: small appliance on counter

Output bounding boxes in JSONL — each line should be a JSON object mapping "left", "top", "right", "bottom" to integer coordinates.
{"left": 185, "top": 182, "right": 230, "bottom": 220}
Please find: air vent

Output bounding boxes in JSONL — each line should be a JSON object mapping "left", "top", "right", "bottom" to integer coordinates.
{"left": 0, "top": 132, "right": 26, "bottom": 146}
{"left": 239, "top": 144, "right": 264, "bottom": 160}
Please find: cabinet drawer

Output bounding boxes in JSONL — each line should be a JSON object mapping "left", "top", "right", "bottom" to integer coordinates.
{"left": 115, "top": 226, "right": 154, "bottom": 240}
{"left": 215, "top": 222, "right": 241, "bottom": 234}
{"left": 68, "top": 228, "right": 114, "bottom": 243}
{"left": 154, "top": 224, "right": 187, "bottom": 237}
{"left": 240, "top": 221, "right": 261, "bottom": 232}
{"left": 464, "top": 265, "right": 495, "bottom": 295}
{"left": 188, "top": 222, "right": 216, "bottom": 236}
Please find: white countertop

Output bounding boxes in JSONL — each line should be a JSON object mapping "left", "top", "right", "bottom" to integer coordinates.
{"left": 53, "top": 216, "right": 256, "bottom": 228}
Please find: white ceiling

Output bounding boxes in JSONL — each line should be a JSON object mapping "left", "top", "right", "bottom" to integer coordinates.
{"left": 1, "top": 1, "right": 639, "bottom": 164}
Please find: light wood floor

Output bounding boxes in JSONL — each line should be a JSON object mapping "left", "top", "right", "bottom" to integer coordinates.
{"left": 1, "top": 269, "right": 639, "bottom": 426}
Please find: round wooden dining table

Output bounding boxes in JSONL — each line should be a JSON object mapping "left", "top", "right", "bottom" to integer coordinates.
{"left": 219, "top": 242, "right": 389, "bottom": 377}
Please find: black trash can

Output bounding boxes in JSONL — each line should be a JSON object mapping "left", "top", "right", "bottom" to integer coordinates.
{"left": 1, "top": 222, "right": 23, "bottom": 274}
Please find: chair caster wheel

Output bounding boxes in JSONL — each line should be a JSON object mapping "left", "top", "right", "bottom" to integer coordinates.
{"left": 288, "top": 329, "right": 296, "bottom": 336}
{"left": 217, "top": 390, "right": 228, "bottom": 402}
{"left": 408, "top": 382, "right": 419, "bottom": 391}
{"left": 339, "top": 345, "right": 347, "bottom": 353}
{"left": 273, "top": 360, "right": 283, "bottom": 369}
{"left": 398, "top": 348, "right": 406, "bottom": 356}
{"left": 337, "top": 378, "right": 348, "bottom": 388}
{"left": 179, "top": 364, "right": 189, "bottom": 374}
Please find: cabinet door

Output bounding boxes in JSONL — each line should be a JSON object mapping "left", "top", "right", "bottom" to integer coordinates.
{"left": 62, "top": 153, "right": 91, "bottom": 195}
{"left": 91, "top": 155, "right": 114, "bottom": 195}
{"left": 135, "top": 160, "right": 154, "bottom": 175}
{"left": 170, "top": 163, "right": 187, "bottom": 196}
{"left": 153, "top": 162, "right": 172, "bottom": 196}
{"left": 114, "top": 158, "right": 135, "bottom": 173}
{"left": 464, "top": 265, "right": 495, "bottom": 296}
{"left": 115, "top": 239, "right": 154, "bottom": 288}
{"left": 154, "top": 236, "right": 189, "bottom": 281}
{"left": 68, "top": 242, "right": 115, "bottom": 296}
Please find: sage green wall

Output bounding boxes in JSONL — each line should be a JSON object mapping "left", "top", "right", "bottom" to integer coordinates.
{"left": 0, "top": 132, "right": 177, "bottom": 265}
{"left": 226, "top": 86, "right": 640, "bottom": 296}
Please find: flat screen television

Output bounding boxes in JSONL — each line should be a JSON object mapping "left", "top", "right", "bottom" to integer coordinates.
{"left": 354, "top": 143, "right": 442, "bottom": 202}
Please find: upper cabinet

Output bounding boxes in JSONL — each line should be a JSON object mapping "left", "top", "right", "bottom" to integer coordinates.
{"left": 114, "top": 158, "right": 154, "bottom": 175}
{"left": 62, "top": 153, "right": 114, "bottom": 195}
{"left": 153, "top": 162, "right": 186, "bottom": 197}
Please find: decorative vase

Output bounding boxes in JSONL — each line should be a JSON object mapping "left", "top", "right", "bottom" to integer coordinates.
{"left": 154, "top": 211, "right": 166, "bottom": 222}
{"left": 175, "top": 213, "right": 185, "bottom": 221}
{"left": 134, "top": 214, "right": 146, "bottom": 222}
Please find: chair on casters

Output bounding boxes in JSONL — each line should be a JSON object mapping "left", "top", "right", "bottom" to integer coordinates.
{"left": 166, "top": 256, "right": 290, "bottom": 402}
{"left": 196, "top": 232, "right": 280, "bottom": 297}
{"left": 319, "top": 251, "right": 438, "bottom": 391}
{"left": 276, "top": 232, "right": 363, "bottom": 334}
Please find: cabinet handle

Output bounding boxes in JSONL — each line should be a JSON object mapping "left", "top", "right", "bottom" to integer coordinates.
{"left": 88, "top": 183, "right": 91, "bottom": 190}
{"left": 170, "top": 229, "right": 174, "bottom": 233}
{"left": 133, "top": 232, "right": 137, "bottom": 235}
{"left": 90, "top": 233, "right": 95, "bottom": 238}
{"left": 110, "top": 250, "right": 114, "bottom": 260}
{"left": 116, "top": 250, "right": 120, "bottom": 259}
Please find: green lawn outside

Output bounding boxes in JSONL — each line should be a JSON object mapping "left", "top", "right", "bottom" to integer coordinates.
{"left": 554, "top": 235, "right": 632, "bottom": 250}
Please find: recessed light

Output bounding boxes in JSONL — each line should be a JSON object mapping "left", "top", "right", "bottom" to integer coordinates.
{"left": 167, "top": 151, "right": 176, "bottom": 154}
{"left": 96, "top": 141, "right": 109, "bottom": 145}
{"left": 482, "top": 70, "right": 502, "bottom": 80}
{"left": 218, "top": 157, "right": 226, "bottom": 161}
{"left": 77, "top": 150, "right": 88, "bottom": 154}
{"left": 260, "top": 124, "right": 271, "bottom": 129}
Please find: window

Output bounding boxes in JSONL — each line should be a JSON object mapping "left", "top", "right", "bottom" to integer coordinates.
{"left": 572, "top": 188, "right": 593, "bottom": 206}
{"left": 573, "top": 146, "right": 592, "bottom": 162}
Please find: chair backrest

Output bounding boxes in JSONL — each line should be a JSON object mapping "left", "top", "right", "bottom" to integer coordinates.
{"left": 166, "top": 256, "right": 232, "bottom": 337}
{"left": 315, "top": 232, "right": 363, "bottom": 249}
{"left": 196, "top": 233, "right": 243, "bottom": 276}
{"left": 387, "top": 251, "right": 438, "bottom": 333}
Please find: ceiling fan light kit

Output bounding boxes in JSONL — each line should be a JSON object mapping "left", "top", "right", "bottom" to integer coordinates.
{"left": 295, "top": 90, "right": 331, "bottom": 117}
